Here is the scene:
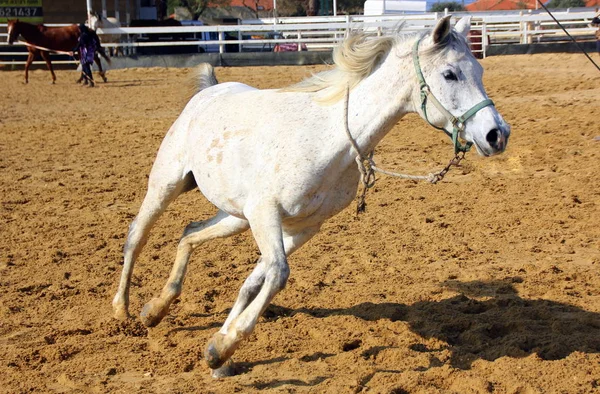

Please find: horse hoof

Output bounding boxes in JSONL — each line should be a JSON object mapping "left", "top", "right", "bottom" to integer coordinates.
{"left": 113, "top": 306, "right": 130, "bottom": 322}
{"left": 205, "top": 340, "right": 227, "bottom": 369}
{"left": 211, "top": 359, "right": 236, "bottom": 379}
{"left": 205, "top": 332, "right": 235, "bottom": 370}
{"left": 140, "top": 298, "right": 166, "bottom": 327}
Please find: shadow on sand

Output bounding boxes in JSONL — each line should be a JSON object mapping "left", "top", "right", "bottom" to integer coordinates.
{"left": 266, "top": 278, "right": 600, "bottom": 370}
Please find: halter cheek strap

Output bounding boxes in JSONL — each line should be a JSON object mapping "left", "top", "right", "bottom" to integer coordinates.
{"left": 412, "top": 37, "right": 495, "bottom": 154}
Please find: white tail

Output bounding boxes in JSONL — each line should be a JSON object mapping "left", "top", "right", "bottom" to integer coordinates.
{"left": 192, "top": 63, "right": 218, "bottom": 93}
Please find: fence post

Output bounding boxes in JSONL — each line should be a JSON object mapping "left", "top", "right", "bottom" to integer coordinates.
{"left": 219, "top": 31, "right": 225, "bottom": 54}
{"left": 345, "top": 14, "right": 350, "bottom": 38}
{"left": 519, "top": 11, "right": 525, "bottom": 44}
{"left": 297, "top": 30, "right": 302, "bottom": 51}
{"left": 238, "top": 19, "right": 243, "bottom": 53}
{"left": 125, "top": 0, "right": 131, "bottom": 25}
{"left": 482, "top": 22, "right": 487, "bottom": 58}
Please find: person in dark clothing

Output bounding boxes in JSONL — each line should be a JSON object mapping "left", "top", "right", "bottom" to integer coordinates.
{"left": 73, "top": 24, "right": 101, "bottom": 87}
{"left": 592, "top": 15, "right": 600, "bottom": 56}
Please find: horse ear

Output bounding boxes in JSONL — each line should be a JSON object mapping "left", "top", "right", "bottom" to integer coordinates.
{"left": 454, "top": 17, "right": 471, "bottom": 37}
{"left": 432, "top": 15, "right": 452, "bottom": 44}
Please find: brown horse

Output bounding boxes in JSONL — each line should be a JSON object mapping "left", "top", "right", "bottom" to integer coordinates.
{"left": 6, "top": 19, "right": 110, "bottom": 84}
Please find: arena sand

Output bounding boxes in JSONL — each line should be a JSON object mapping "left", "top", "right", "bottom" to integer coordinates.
{"left": 1, "top": 53, "right": 600, "bottom": 393}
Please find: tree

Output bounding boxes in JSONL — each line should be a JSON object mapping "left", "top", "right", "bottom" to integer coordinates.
{"left": 306, "top": 0, "right": 319, "bottom": 16}
{"left": 175, "top": 0, "right": 232, "bottom": 20}
{"left": 429, "top": 1, "right": 465, "bottom": 12}
{"left": 546, "top": 0, "right": 585, "bottom": 8}
{"left": 336, "top": 0, "right": 365, "bottom": 14}
{"left": 276, "top": 0, "right": 307, "bottom": 16}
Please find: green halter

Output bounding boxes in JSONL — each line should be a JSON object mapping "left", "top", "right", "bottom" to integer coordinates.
{"left": 412, "top": 36, "right": 495, "bottom": 154}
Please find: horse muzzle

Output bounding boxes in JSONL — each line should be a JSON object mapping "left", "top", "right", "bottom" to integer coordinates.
{"left": 474, "top": 125, "right": 510, "bottom": 156}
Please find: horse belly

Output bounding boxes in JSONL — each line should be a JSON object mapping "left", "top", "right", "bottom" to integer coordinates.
{"left": 187, "top": 133, "right": 253, "bottom": 218}
{"left": 280, "top": 164, "right": 360, "bottom": 225}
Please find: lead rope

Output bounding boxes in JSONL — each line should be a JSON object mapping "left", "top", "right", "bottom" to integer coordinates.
{"left": 343, "top": 85, "right": 467, "bottom": 214}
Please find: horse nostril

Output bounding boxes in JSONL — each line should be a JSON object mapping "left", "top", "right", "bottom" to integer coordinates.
{"left": 486, "top": 128, "right": 499, "bottom": 147}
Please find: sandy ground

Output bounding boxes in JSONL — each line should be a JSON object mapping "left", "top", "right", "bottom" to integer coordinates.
{"left": 1, "top": 53, "right": 600, "bottom": 394}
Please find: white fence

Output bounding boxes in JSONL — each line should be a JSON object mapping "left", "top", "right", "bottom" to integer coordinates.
{"left": 0, "top": 8, "right": 598, "bottom": 65}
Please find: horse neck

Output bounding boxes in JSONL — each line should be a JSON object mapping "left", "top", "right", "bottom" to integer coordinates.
{"left": 344, "top": 39, "right": 417, "bottom": 156}
{"left": 16, "top": 22, "right": 42, "bottom": 42}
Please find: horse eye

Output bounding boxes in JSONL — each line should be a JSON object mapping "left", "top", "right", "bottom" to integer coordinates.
{"left": 443, "top": 70, "right": 458, "bottom": 81}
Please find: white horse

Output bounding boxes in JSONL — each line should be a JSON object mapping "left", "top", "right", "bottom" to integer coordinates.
{"left": 87, "top": 11, "right": 123, "bottom": 57}
{"left": 112, "top": 16, "right": 510, "bottom": 377}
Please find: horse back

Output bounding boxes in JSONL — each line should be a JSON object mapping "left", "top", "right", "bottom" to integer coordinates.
{"left": 37, "top": 24, "right": 79, "bottom": 51}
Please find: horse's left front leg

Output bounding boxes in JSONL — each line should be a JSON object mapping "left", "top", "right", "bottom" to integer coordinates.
{"left": 39, "top": 51, "right": 56, "bottom": 84}
{"left": 24, "top": 50, "right": 35, "bottom": 84}
{"left": 94, "top": 54, "right": 108, "bottom": 83}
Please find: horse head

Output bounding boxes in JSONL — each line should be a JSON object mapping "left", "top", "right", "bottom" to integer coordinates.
{"left": 413, "top": 16, "right": 510, "bottom": 156}
{"left": 87, "top": 10, "right": 101, "bottom": 30}
{"left": 6, "top": 19, "right": 19, "bottom": 45}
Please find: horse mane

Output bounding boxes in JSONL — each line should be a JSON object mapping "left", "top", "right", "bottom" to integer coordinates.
{"left": 283, "top": 28, "right": 467, "bottom": 105}
{"left": 282, "top": 33, "right": 397, "bottom": 104}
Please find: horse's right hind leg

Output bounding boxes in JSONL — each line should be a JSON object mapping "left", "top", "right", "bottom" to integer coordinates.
{"left": 112, "top": 171, "right": 193, "bottom": 321}
{"left": 140, "top": 211, "right": 250, "bottom": 327}
{"left": 94, "top": 54, "right": 108, "bottom": 83}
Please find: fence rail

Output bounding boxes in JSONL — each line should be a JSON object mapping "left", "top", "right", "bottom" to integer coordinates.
{"left": 1, "top": 8, "right": 597, "bottom": 66}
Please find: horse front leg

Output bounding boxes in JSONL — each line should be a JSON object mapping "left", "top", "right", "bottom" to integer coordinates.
{"left": 139, "top": 211, "right": 249, "bottom": 327}
{"left": 208, "top": 224, "right": 320, "bottom": 377}
{"left": 24, "top": 50, "right": 35, "bottom": 84}
{"left": 39, "top": 50, "right": 56, "bottom": 84}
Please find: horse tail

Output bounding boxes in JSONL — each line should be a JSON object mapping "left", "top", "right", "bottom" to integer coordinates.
{"left": 192, "top": 63, "right": 218, "bottom": 93}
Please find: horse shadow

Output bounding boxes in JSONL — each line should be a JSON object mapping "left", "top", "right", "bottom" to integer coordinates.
{"left": 267, "top": 278, "right": 600, "bottom": 370}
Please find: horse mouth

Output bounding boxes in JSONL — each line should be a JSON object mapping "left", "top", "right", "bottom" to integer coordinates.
{"left": 473, "top": 140, "right": 492, "bottom": 157}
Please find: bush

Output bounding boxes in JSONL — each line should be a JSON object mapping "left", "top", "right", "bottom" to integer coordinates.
{"left": 430, "top": 1, "right": 465, "bottom": 12}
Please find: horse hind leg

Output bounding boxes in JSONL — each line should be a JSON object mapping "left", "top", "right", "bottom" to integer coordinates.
{"left": 94, "top": 54, "right": 108, "bottom": 83}
{"left": 112, "top": 169, "right": 195, "bottom": 321}
{"left": 139, "top": 210, "right": 249, "bottom": 327}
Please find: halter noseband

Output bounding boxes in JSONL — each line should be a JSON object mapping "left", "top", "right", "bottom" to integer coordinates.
{"left": 412, "top": 36, "right": 495, "bottom": 154}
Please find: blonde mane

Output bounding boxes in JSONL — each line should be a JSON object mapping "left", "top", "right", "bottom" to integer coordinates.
{"left": 283, "top": 33, "right": 399, "bottom": 104}
{"left": 283, "top": 29, "right": 469, "bottom": 105}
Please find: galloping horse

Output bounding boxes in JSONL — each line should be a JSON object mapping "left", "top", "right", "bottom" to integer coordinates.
{"left": 112, "top": 16, "right": 510, "bottom": 377}
{"left": 6, "top": 19, "right": 110, "bottom": 84}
